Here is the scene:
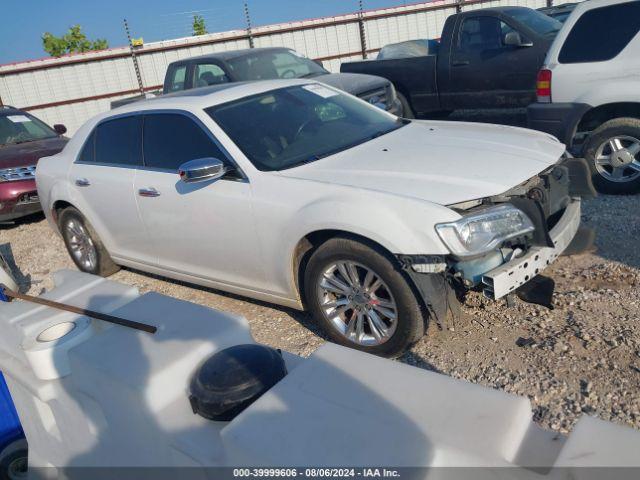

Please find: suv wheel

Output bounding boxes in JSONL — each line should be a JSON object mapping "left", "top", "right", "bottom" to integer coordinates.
{"left": 583, "top": 117, "right": 640, "bottom": 194}
{"left": 59, "top": 207, "right": 120, "bottom": 277}
{"left": 303, "top": 236, "right": 425, "bottom": 358}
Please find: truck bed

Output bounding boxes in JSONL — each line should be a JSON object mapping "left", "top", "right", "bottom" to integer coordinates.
{"left": 341, "top": 55, "right": 439, "bottom": 113}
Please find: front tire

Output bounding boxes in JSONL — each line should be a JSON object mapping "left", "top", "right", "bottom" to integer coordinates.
{"left": 583, "top": 117, "right": 640, "bottom": 194}
{"left": 58, "top": 207, "right": 120, "bottom": 277}
{"left": 303, "top": 237, "right": 425, "bottom": 358}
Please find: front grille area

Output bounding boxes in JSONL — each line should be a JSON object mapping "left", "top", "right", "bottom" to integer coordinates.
{"left": 0, "top": 165, "right": 36, "bottom": 182}
{"left": 358, "top": 87, "right": 388, "bottom": 109}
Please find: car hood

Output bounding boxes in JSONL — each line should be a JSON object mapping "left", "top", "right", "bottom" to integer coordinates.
{"left": 0, "top": 136, "right": 67, "bottom": 169}
{"left": 314, "top": 72, "right": 389, "bottom": 95}
{"left": 279, "top": 120, "right": 565, "bottom": 205}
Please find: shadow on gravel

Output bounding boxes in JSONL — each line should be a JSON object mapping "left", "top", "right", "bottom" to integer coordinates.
{"left": 0, "top": 212, "right": 46, "bottom": 230}
{"left": 581, "top": 195, "right": 640, "bottom": 270}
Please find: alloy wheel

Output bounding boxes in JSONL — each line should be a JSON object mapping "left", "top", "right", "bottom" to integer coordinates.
{"left": 65, "top": 219, "right": 98, "bottom": 271}
{"left": 594, "top": 135, "right": 640, "bottom": 183}
{"left": 316, "top": 261, "right": 398, "bottom": 346}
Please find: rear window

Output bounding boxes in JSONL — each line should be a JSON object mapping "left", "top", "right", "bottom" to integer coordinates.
{"left": 559, "top": 2, "right": 640, "bottom": 63}
{"left": 166, "top": 65, "right": 187, "bottom": 93}
{"left": 93, "top": 116, "right": 142, "bottom": 166}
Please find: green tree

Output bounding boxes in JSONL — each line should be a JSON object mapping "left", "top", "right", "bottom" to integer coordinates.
{"left": 192, "top": 15, "right": 207, "bottom": 36}
{"left": 42, "top": 25, "right": 109, "bottom": 57}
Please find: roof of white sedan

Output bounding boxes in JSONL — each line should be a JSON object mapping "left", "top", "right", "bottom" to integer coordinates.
{"left": 111, "top": 79, "right": 315, "bottom": 115}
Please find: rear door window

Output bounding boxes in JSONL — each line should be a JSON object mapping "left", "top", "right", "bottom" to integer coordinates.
{"left": 93, "top": 116, "right": 143, "bottom": 166}
{"left": 559, "top": 2, "right": 640, "bottom": 63}
{"left": 77, "top": 131, "right": 96, "bottom": 163}
{"left": 142, "top": 113, "right": 227, "bottom": 171}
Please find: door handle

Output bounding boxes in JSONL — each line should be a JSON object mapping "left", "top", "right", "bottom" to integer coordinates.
{"left": 452, "top": 60, "right": 470, "bottom": 66}
{"left": 75, "top": 178, "right": 91, "bottom": 187}
{"left": 138, "top": 187, "right": 161, "bottom": 198}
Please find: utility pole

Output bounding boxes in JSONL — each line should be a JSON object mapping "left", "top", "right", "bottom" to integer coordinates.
{"left": 244, "top": 1, "right": 255, "bottom": 48}
{"left": 357, "top": 0, "right": 367, "bottom": 59}
{"left": 124, "top": 18, "right": 145, "bottom": 96}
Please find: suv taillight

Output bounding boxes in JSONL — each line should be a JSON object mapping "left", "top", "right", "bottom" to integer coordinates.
{"left": 536, "top": 69, "right": 552, "bottom": 103}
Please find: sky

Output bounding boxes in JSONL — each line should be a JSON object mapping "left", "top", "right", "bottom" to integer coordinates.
{"left": 0, "top": 0, "right": 412, "bottom": 65}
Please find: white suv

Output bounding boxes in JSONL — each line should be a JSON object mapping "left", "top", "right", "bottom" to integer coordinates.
{"left": 37, "top": 80, "right": 589, "bottom": 357}
{"left": 527, "top": 0, "right": 640, "bottom": 194}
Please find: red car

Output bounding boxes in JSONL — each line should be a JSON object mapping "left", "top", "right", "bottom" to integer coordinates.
{"left": 0, "top": 107, "right": 67, "bottom": 223}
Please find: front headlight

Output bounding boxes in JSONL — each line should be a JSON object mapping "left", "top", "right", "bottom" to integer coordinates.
{"left": 435, "top": 204, "right": 534, "bottom": 258}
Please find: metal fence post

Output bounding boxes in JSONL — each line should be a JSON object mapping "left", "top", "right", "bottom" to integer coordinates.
{"left": 456, "top": 0, "right": 464, "bottom": 13}
{"left": 124, "top": 19, "right": 145, "bottom": 96}
{"left": 547, "top": 0, "right": 553, "bottom": 7}
{"left": 358, "top": 0, "right": 368, "bottom": 59}
{"left": 244, "top": 1, "right": 255, "bottom": 48}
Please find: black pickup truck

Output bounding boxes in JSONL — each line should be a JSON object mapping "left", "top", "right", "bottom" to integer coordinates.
{"left": 341, "top": 7, "right": 562, "bottom": 117}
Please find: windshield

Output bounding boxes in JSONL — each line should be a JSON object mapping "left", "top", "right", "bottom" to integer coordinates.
{"left": 207, "top": 84, "right": 405, "bottom": 171}
{"left": 226, "top": 50, "right": 327, "bottom": 81}
{"left": 507, "top": 8, "right": 563, "bottom": 35}
{"left": 0, "top": 112, "right": 58, "bottom": 146}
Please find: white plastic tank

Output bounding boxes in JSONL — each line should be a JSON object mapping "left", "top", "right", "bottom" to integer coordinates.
{"left": 0, "top": 270, "right": 639, "bottom": 478}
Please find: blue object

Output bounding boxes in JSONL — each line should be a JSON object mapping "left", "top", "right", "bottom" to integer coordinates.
{"left": 0, "top": 372, "right": 24, "bottom": 454}
{"left": 0, "top": 286, "right": 9, "bottom": 303}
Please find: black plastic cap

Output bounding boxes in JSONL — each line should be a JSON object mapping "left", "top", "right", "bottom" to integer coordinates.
{"left": 189, "top": 344, "right": 287, "bottom": 421}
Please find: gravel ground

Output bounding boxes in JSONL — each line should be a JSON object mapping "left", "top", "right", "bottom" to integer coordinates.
{"left": 1, "top": 110, "right": 638, "bottom": 436}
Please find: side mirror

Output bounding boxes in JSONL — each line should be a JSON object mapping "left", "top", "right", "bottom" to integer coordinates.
{"left": 178, "top": 158, "right": 228, "bottom": 184}
{"left": 53, "top": 124, "right": 67, "bottom": 135}
{"left": 504, "top": 31, "right": 533, "bottom": 48}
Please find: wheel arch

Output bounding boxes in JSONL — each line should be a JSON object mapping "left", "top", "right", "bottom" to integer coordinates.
{"left": 291, "top": 229, "right": 404, "bottom": 307}
{"left": 576, "top": 102, "right": 640, "bottom": 149}
{"left": 51, "top": 200, "right": 75, "bottom": 225}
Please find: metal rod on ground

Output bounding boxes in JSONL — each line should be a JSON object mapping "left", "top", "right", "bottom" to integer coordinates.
{"left": 0, "top": 284, "right": 157, "bottom": 334}
{"left": 357, "top": 0, "right": 368, "bottom": 59}
{"left": 124, "top": 18, "right": 145, "bottom": 96}
{"left": 244, "top": 1, "right": 255, "bottom": 49}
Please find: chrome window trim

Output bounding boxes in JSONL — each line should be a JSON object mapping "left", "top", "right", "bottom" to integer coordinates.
{"left": 74, "top": 109, "right": 247, "bottom": 182}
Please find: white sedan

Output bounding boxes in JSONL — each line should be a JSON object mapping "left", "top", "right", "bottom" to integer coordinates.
{"left": 36, "top": 80, "right": 591, "bottom": 357}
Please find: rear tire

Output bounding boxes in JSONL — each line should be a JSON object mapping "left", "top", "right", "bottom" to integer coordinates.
{"left": 397, "top": 92, "right": 414, "bottom": 119}
{"left": 58, "top": 207, "right": 120, "bottom": 277}
{"left": 583, "top": 117, "right": 640, "bottom": 194}
{"left": 303, "top": 236, "right": 425, "bottom": 358}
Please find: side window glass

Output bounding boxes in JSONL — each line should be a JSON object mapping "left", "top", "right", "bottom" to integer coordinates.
{"left": 77, "top": 130, "right": 96, "bottom": 163}
{"left": 167, "top": 65, "right": 187, "bottom": 92}
{"left": 94, "top": 116, "right": 143, "bottom": 166}
{"left": 194, "top": 64, "right": 229, "bottom": 87}
{"left": 559, "top": 2, "right": 640, "bottom": 63}
{"left": 458, "top": 16, "right": 503, "bottom": 52}
{"left": 143, "top": 113, "right": 227, "bottom": 171}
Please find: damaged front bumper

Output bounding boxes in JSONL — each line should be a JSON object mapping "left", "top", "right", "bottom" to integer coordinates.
{"left": 481, "top": 198, "right": 581, "bottom": 300}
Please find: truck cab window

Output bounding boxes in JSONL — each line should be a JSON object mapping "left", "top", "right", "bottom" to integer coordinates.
{"left": 167, "top": 65, "right": 187, "bottom": 92}
{"left": 458, "top": 17, "right": 503, "bottom": 51}
{"left": 195, "top": 64, "right": 229, "bottom": 87}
